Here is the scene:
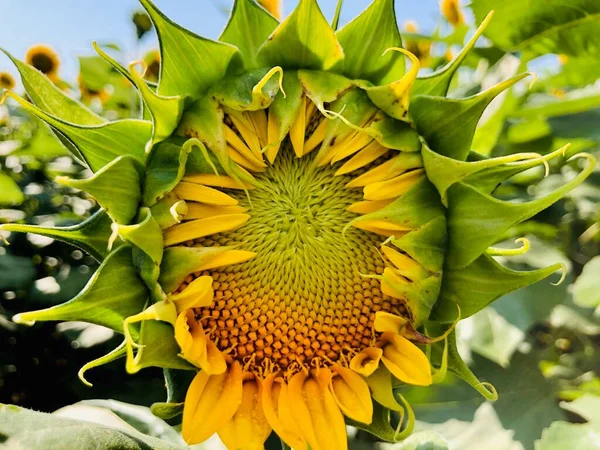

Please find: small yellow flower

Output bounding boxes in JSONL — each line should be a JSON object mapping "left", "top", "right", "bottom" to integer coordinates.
{"left": 25, "top": 44, "right": 60, "bottom": 82}
{"left": 0, "top": 72, "right": 15, "bottom": 90}
{"left": 440, "top": 0, "right": 464, "bottom": 26}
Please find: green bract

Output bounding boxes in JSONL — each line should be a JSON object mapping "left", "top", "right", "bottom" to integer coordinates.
{"left": 1, "top": 0, "right": 595, "bottom": 445}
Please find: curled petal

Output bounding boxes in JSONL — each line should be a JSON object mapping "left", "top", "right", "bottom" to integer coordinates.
{"left": 288, "top": 371, "right": 348, "bottom": 450}
{"left": 373, "top": 311, "right": 408, "bottom": 334}
{"left": 261, "top": 374, "right": 307, "bottom": 450}
{"left": 182, "top": 361, "right": 243, "bottom": 445}
{"left": 174, "top": 310, "right": 226, "bottom": 374}
{"left": 350, "top": 347, "right": 383, "bottom": 377}
{"left": 380, "top": 332, "right": 432, "bottom": 386}
{"left": 219, "top": 378, "right": 271, "bottom": 450}
{"left": 169, "top": 275, "right": 214, "bottom": 312}
{"left": 330, "top": 364, "right": 373, "bottom": 424}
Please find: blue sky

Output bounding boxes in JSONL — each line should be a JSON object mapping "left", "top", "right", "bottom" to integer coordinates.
{"left": 0, "top": 0, "right": 443, "bottom": 82}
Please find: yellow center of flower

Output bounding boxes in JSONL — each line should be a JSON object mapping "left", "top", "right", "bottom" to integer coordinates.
{"left": 185, "top": 147, "right": 405, "bottom": 374}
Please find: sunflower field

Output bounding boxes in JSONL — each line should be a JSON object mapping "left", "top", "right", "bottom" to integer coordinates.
{"left": 0, "top": 0, "right": 599, "bottom": 449}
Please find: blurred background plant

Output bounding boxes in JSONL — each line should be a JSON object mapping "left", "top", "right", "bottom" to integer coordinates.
{"left": 0, "top": 1, "right": 598, "bottom": 449}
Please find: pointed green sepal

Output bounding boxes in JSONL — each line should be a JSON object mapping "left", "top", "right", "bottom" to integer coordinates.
{"left": 150, "top": 402, "right": 184, "bottom": 420}
{"left": 57, "top": 156, "right": 143, "bottom": 225}
{"left": 364, "top": 112, "right": 421, "bottom": 151}
{"left": 143, "top": 139, "right": 192, "bottom": 206}
{"left": 297, "top": 70, "right": 354, "bottom": 114}
{"left": 220, "top": 0, "right": 279, "bottom": 70}
{"left": 3, "top": 91, "right": 150, "bottom": 172}
{"left": 422, "top": 144, "right": 567, "bottom": 204}
{"left": 12, "top": 246, "right": 148, "bottom": 337}
{"left": 139, "top": 0, "right": 239, "bottom": 98}
{"left": 78, "top": 341, "right": 126, "bottom": 387}
{"left": 383, "top": 272, "right": 442, "bottom": 326}
{"left": 332, "top": 0, "right": 405, "bottom": 84}
{"left": 349, "top": 178, "right": 446, "bottom": 230}
{"left": 0, "top": 209, "right": 115, "bottom": 262}
{"left": 1, "top": 48, "right": 105, "bottom": 125}
{"left": 159, "top": 246, "right": 252, "bottom": 293}
{"left": 93, "top": 42, "right": 184, "bottom": 147}
{"left": 150, "top": 194, "right": 187, "bottom": 230}
{"left": 391, "top": 215, "right": 447, "bottom": 274}
{"left": 432, "top": 253, "right": 563, "bottom": 321}
{"left": 210, "top": 67, "right": 283, "bottom": 111}
{"left": 410, "top": 73, "right": 531, "bottom": 161}
{"left": 267, "top": 70, "right": 304, "bottom": 149}
{"left": 258, "top": 0, "right": 344, "bottom": 70}
{"left": 446, "top": 154, "right": 595, "bottom": 267}
{"left": 127, "top": 320, "right": 195, "bottom": 374}
{"left": 412, "top": 11, "right": 494, "bottom": 97}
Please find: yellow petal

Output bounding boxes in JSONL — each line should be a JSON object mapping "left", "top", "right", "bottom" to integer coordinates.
{"left": 219, "top": 378, "right": 271, "bottom": 450}
{"left": 290, "top": 95, "right": 306, "bottom": 157}
{"left": 174, "top": 181, "right": 239, "bottom": 205}
{"left": 182, "top": 362, "right": 243, "bottom": 445}
{"left": 288, "top": 371, "right": 348, "bottom": 450}
{"left": 266, "top": 108, "right": 281, "bottom": 163}
{"left": 227, "top": 145, "right": 267, "bottom": 172}
{"left": 335, "top": 141, "right": 389, "bottom": 176}
{"left": 184, "top": 203, "right": 248, "bottom": 220}
{"left": 226, "top": 112, "right": 264, "bottom": 161}
{"left": 330, "top": 364, "right": 373, "bottom": 424}
{"left": 170, "top": 275, "right": 214, "bottom": 312}
{"left": 380, "top": 333, "right": 432, "bottom": 386}
{"left": 363, "top": 169, "right": 425, "bottom": 201}
{"left": 195, "top": 249, "right": 256, "bottom": 272}
{"left": 174, "top": 310, "right": 226, "bottom": 374}
{"left": 349, "top": 347, "right": 383, "bottom": 377}
{"left": 330, "top": 132, "right": 374, "bottom": 163}
{"left": 373, "top": 311, "right": 409, "bottom": 334}
{"left": 365, "top": 366, "right": 404, "bottom": 411}
{"left": 381, "top": 245, "right": 429, "bottom": 281}
{"left": 345, "top": 158, "right": 398, "bottom": 188}
{"left": 351, "top": 220, "right": 410, "bottom": 238}
{"left": 248, "top": 110, "right": 268, "bottom": 147}
{"left": 183, "top": 174, "right": 254, "bottom": 190}
{"left": 347, "top": 199, "right": 393, "bottom": 214}
{"left": 304, "top": 117, "right": 328, "bottom": 155}
{"left": 163, "top": 214, "right": 250, "bottom": 246}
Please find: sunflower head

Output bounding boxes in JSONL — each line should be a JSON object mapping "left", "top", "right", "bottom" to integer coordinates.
{"left": 440, "top": 0, "right": 465, "bottom": 27}
{"left": 3, "top": 1, "right": 595, "bottom": 449}
{"left": 142, "top": 49, "right": 161, "bottom": 82}
{"left": 0, "top": 71, "right": 15, "bottom": 90}
{"left": 25, "top": 44, "right": 60, "bottom": 82}
{"left": 258, "top": 0, "right": 282, "bottom": 18}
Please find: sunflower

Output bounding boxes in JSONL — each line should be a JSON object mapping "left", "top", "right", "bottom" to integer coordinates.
{"left": 402, "top": 21, "right": 432, "bottom": 66}
{"left": 0, "top": 71, "right": 15, "bottom": 90}
{"left": 77, "top": 74, "right": 110, "bottom": 104}
{"left": 25, "top": 44, "right": 60, "bottom": 82}
{"left": 3, "top": 1, "right": 594, "bottom": 449}
{"left": 440, "top": 0, "right": 464, "bottom": 27}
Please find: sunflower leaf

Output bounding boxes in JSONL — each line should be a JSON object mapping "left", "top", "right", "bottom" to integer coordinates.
{"left": 365, "top": 113, "right": 421, "bottom": 151}
{"left": 139, "top": 0, "right": 239, "bottom": 98}
{"left": 12, "top": 246, "right": 148, "bottom": 337}
{"left": 432, "top": 253, "right": 562, "bottom": 322}
{"left": 0, "top": 172, "right": 24, "bottom": 206}
{"left": 57, "top": 156, "right": 143, "bottom": 225}
{"left": 1, "top": 48, "right": 105, "bottom": 125}
{"left": 410, "top": 73, "right": 530, "bottom": 162}
{"left": 332, "top": 0, "right": 404, "bottom": 84}
{"left": 0, "top": 209, "right": 115, "bottom": 262}
{"left": 220, "top": 0, "right": 279, "bottom": 70}
{"left": 470, "top": 0, "right": 600, "bottom": 58}
{"left": 257, "top": 0, "right": 344, "bottom": 70}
